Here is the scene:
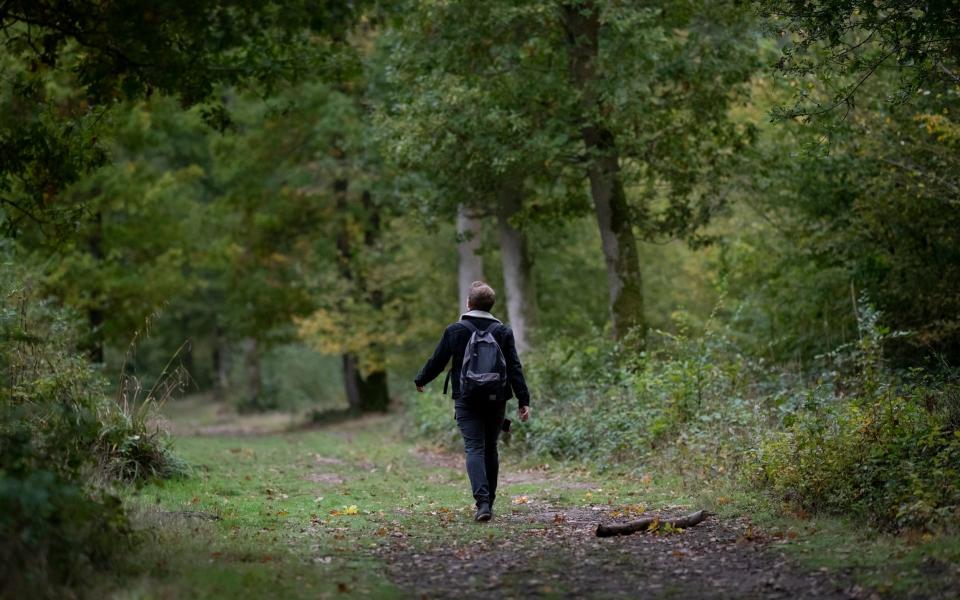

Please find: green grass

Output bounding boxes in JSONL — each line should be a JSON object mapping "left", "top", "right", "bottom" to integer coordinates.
{"left": 91, "top": 405, "right": 959, "bottom": 598}
{"left": 98, "top": 414, "right": 615, "bottom": 598}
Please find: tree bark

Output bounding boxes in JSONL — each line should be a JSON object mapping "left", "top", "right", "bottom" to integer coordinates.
{"left": 562, "top": 2, "right": 646, "bottom": 345}
{"left": 357, "top": 369, "right": 390, "bottom": 412}
{"left": 596, "top": 510, "right": 708, "bottom": 537}
{"left": 334, "top": 183, "right": 391, "bottom": 413}
{"left": 240, "top": 336, "right": 261, "bottom": 406}
{"left": 87, "top": 210, "right": 105, "bottom": 363}
{"left": 213, "top": 326, "right": 231, "bottom": 396}
{"left": 342, "top": 353, "right": 363, "bottom": 413}
{"left": 457, "top": 204, "right": 485, "bottom": 309}
{"left": 498, "top": 186, "right": 538, "bottom": 353}
{"left": 358, "top": 190, "right": 390, "bottom": 412}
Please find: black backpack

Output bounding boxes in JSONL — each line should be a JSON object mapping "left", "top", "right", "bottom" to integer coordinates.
{"left": 448, "top": 320, "right": 508, "bottom": 401}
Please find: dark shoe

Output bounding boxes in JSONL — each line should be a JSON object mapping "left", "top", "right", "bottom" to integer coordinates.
{"left": 475, "top": 502, "right": 492, "bottom": 522}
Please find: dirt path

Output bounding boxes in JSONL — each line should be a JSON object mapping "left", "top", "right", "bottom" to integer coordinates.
{"left": 373, "top": 449, "right": 862, "bottom": 600}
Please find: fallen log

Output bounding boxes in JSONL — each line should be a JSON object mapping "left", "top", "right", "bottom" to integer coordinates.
{"left": 595, "top": 509, "right": 708, "bottom": 537}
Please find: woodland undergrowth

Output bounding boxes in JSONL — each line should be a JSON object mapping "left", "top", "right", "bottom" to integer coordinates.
{"left": 411, "top": 299, "right": 960, "bottom": 535}
{"left": 0, "top": 265, "right": 185, "bottom": 597}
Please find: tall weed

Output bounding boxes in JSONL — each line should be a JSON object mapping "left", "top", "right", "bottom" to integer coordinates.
{"left": 0, "top": 263, "right": 183, "bottom": 595}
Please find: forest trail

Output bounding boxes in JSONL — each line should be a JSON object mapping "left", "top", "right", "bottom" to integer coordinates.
{"left": 121, "top": 405, "right": 866, "bottom": 599}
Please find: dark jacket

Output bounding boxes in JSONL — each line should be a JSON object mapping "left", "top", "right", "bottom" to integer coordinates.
{"left": 415, "top": 313, "right": 530, "bottom": 406}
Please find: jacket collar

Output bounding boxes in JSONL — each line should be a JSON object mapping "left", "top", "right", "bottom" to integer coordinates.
{"left": 460, "top": 309, "right": 502, "bottom": 323}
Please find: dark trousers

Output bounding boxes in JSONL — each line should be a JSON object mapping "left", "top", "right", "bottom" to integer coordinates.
{"left": 454, "top": 397, "right": 506, "bottom": 507}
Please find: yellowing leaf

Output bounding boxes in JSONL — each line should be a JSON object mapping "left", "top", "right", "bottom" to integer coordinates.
{"left": 329, "top": 504, "right": 360, "bottom": 517}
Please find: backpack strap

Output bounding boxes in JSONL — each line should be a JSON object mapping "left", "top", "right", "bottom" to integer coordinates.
{"left": 459, "top": 319, "right": 479, "bottom": 334}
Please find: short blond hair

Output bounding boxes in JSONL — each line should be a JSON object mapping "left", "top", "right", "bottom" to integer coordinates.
{"left": 467, "top": 281, "right": 496, "bottom": 311}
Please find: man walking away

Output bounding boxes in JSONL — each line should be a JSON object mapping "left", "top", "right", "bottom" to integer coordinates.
{"left": 415, "top": 281, "right": 531, "bottom": 522}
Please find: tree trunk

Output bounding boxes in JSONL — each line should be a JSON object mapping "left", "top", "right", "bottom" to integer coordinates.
{"left": 562, "top": 2, "right": 646, "bottom": 345}
{"left": 498, "top": 186, "right": 538, "bottom": 353}
{"left": 342, "top": 353, "right": 363, "bottom": 412}
{"left": 457, "top": 204, "right": 485, "bottom": 309}
{"left": 87, "top": 210, "right": 105, "bottom": 363}
{"left": 213, "top": 326, "right": 231, "bottom": 397}
{"left": 357, "top": 369, "right": 390, "bottom": 412}
{"left": 334, "top": 178, "right": 365, "bottom": 412}
{"left": 240, "top": 337, "right": 261, "bottom": 406}
{"left": 358, "top": 190, "right": 390, "bottom": 412}
{"left": 335, "top": 184, "right": 391, "bottom": 413}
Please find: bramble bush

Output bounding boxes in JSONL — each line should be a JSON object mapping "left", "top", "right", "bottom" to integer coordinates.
{"left": 0, "top": 265, "right": 183, "bottom": 595}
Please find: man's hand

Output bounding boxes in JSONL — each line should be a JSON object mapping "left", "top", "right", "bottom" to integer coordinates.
{"left": 416, "top": 385, "right": 425, "bottom": 393}
{"left": 518, "top": 405, "right": 530, "bottom": 422}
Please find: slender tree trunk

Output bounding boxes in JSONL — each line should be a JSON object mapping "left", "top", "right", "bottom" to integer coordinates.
{"left": 358, "top": 190, "right": 390, "bottom": 412}
{"left": 213, "top": 326, "right": 231, "bottom": 397}
{"left": 498, "top": 186, "right": 538, "bottom": 353}
{"left": 562, "top": 1, "right": 646, "bottom": 345}
{"left": 87, "top": 210, "right": 105, "bottom": 363}
{"left": 334, "top": 178, "right": 364, "bottom": 412}
{"left": 335, "top": 183, "right": 390, "bottom": 413}
{"left": 457, "top": 205, "right": 485, "bottom": 309}
{"left": 357, "top": 370, "right": 389, "bottom": 412}
{"left": 342, "top": 353, "right": 362, "bottom": 412}
{"left": 240, "top": 336, "right": 261, "bottom": 406}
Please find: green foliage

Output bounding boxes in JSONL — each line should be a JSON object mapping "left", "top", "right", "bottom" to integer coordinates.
{"left": 761, "top": 0, "right": 960, "bottom": 118}
{"left": 757, "top": 303, "right": 960, "bottom": 531}
{"left": 757, "top": 380, "right": 960, "bottom": 532}
{"left": 0, "top": 1, "right": 365, "bottom": 234}
{"left": 0, "top": 257, "right": 181, "bottom": 593}
{"left": 408, "top": 390, "right": 462, "bottom": 448}
{"left": 380, "top": 0, "right": 759, "bottom": 241}
{"left": 233, "top": 343, "right": 347, "bottom": 413}
{"left": 513, "top": 316, "right": 771, "bottom": 469}
{"left": 409, "top": 297, "right": 959, "bottom": 533}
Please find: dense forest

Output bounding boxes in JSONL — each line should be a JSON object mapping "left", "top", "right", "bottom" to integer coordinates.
{"left": 2, "top": 1, "right": 958, "bottom": 597}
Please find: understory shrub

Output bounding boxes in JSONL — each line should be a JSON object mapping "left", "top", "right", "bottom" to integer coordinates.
{"left": 409, "top": 388, "right": 461, "bottom": 447}
{"left": 756, "top": 303, "right": 960, "bottom": 531}
{"left": 513, "top": 319, "right": 784, "bottom": 475}
{"left": 1, "top": 266, "right": 183, "bottom": 595}
{"left": 757, "top": 382, "right": 960, "bottom": 531}
{"left": 407, "top": 302, "right": 958, "bottom": 532}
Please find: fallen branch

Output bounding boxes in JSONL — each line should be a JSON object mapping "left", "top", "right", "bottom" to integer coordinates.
{"left": 596, "top": 509, "right": 708, "bottom": 537}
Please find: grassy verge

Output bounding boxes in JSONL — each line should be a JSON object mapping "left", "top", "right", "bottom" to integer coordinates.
{"left": 95, "top": 414, "right": 615, "bottom": 598}
{"left": 92, "top": 401, "right": 959, "bottom": 599}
